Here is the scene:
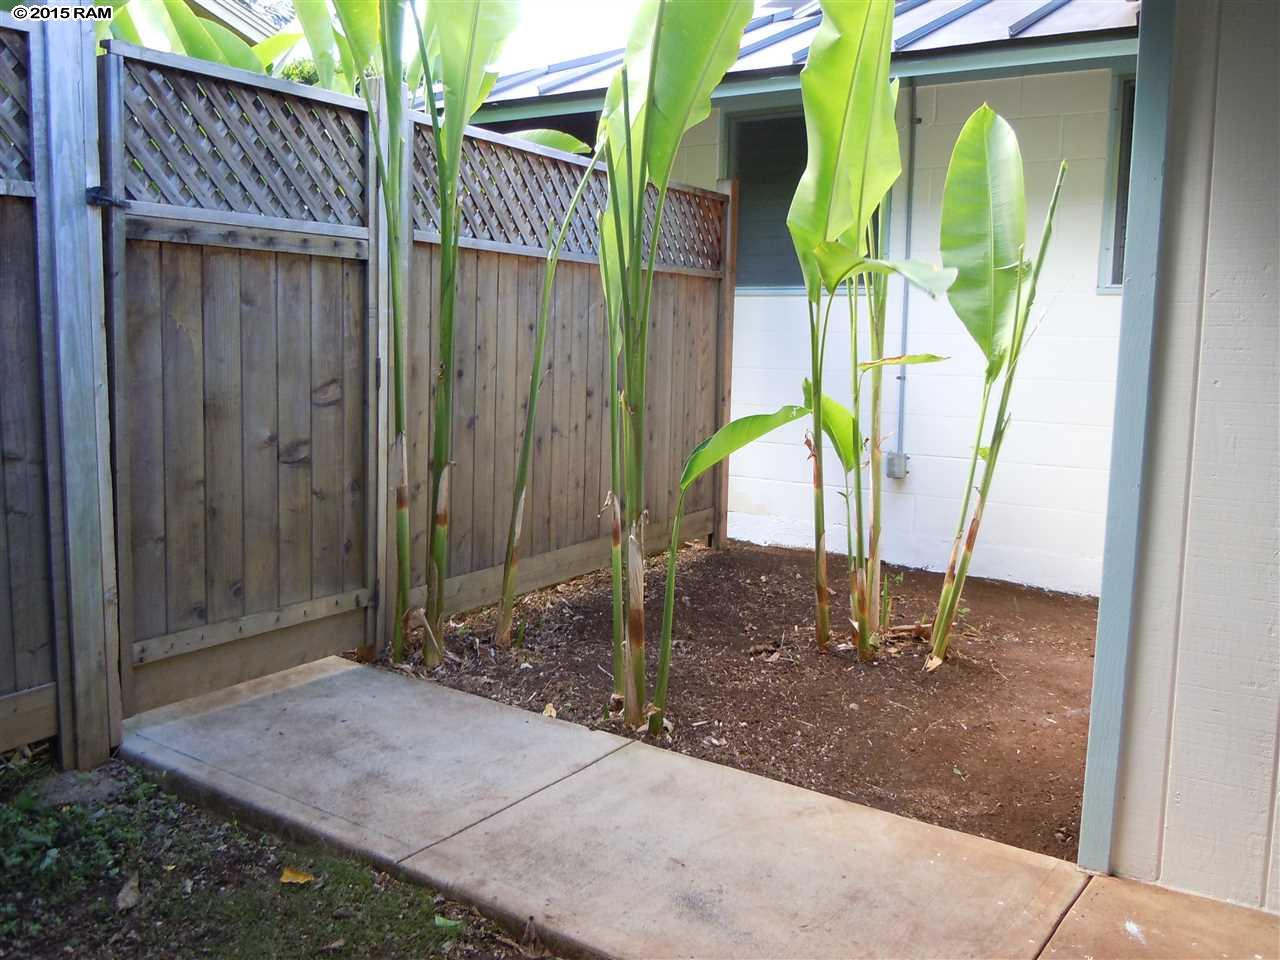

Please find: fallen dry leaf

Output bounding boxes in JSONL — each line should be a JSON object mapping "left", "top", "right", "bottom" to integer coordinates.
{"left": 279, "top": 866, "right": 315, "bottom": 885}
{"left": 115, "top": 873, "right": 141, "bottom": 912}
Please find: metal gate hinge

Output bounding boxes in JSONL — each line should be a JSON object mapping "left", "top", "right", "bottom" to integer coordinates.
{"left": 86, "top": 186, "right": 129, "bottom": 210}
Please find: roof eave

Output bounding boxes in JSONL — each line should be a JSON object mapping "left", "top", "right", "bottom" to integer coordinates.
{"left": 475, "top": 26, "right": 1138, "bottom": 124}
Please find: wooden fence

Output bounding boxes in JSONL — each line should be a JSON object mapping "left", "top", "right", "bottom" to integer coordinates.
{"left": 400, "top": 119, "right": 731, "bottom": 615}
{"left": 0, "top": 27, "right": 735, "bottom": 763}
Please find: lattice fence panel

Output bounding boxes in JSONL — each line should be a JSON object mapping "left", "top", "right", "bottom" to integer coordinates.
{"left": 0, "top": 28, "right": 31, "bottom": 183}
{"left": 412, "top": 124, "right": 724, "bottom": 273}
{"left": 121, "top": 57, "right": 366, "bottom": 226}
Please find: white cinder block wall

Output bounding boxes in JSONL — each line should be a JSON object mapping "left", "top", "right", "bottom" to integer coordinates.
{"left": 685, "top": 70, "right": 1123, "bottom": 595}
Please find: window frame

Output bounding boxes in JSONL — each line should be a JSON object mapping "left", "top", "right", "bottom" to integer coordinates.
{"left": 1098, "top": 72, "right": 1137, "bottom": 295}
{"left": 727, "top": 108, "right": 810, "bottom": 294}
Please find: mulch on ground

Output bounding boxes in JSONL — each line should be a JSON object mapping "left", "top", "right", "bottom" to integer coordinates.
{"left": 407, "top": 541, "right": 1095, "bottom": 861}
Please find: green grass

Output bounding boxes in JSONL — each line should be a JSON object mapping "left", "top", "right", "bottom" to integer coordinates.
{"left": 0, "top": 758, "right": 512, "bottom": 959}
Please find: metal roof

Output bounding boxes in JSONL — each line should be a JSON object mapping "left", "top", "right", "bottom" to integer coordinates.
{"left": 484, "top": 0, "right": 1140, "bottom": 106}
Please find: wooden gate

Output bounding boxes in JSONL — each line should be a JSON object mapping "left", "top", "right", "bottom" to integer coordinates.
{"left": 99, "top": 43, "right": 381, "bottom": 714}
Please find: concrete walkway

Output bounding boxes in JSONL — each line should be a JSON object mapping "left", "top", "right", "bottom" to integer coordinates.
{"left": 121, "top": 657, "right": 1279, "bottom": 960}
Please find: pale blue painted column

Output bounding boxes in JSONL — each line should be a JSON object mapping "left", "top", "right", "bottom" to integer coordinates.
{"left": 1077, "top": 0, "right": 1177, "bottom": 874}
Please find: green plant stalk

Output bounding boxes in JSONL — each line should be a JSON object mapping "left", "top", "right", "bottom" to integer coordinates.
{"left": 601, "top": 230, "right": 625, "bottom": 704}
{"left": 847, "top": 278, "right": 870, "bottom": 657}
{"left": 407, "top": 9, "right": 454, "bottom": 665}
{"left": 496, "top": 148, "right": 604, "bottom": 647}
{"left": 608, "top": 493, "right": 625, "bottom": 706}
{"left": 866, "top": 233, "right": 887, "bottom": 648}
{"left": 605, "top": 105, "right": 650, "bottom": 729}
{"left": 929, "top": 377, "right": 992, "bottom": 660}
{"left": 649, "top": 489, "right": 685, "bottom": 736}
{"left": 807, "top": 294, "right": 832, "bottom": 650}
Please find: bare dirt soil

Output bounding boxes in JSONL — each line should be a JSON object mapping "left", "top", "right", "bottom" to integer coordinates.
{"left": 412, "top": 541, "right": 1095, "bottom": 861}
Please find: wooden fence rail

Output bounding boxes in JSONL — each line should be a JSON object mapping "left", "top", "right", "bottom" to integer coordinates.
{"left": 0, "top": 32, "right": 735, "bottom": 761}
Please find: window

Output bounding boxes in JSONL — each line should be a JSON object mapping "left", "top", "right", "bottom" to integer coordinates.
{"left": 732, "top": 115, "right": 808, "bottom": 289}
{"left": 1105, "top": 77, "right": 1137, "bottom": 288}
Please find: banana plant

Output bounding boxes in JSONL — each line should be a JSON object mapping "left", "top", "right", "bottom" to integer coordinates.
{"left": 785, "top": 0, "right": 897, "bottom": 651}
{"left": 328, "top": 0, "right": 516, "bottom": 662}
{"left": 927, "top": 105, "right": 1067, "bottom": 669}
{"left": 595, "top": 0, "right": 752, "bottom": 728}
{"left": 649, "top": 404, "right": 810, "bottom": 735}
{"left": 411, "top": 0, "right": 519, "bottom": 661}
{"left": 804, "top": 346, "right": 948, "bottom": 657}
{"left": 495, "top": 128, "right": 599, "bottom": 649}
{"left": 329, "top": 0, "right": 413, "bottom": 660}
{"left": 787, "top": 0, "right": 955, "bottom": 654}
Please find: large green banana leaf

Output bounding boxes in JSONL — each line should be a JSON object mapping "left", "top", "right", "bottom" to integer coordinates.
{"left": 295, "top": 0, "right": 344, "bottom": 90}
{"left": 857, "top": 257, "right": 958, "bottom": 299}
{"left": 116, "top": 0, "right": 263, "bottom": 73}
{"left": 426, "top": 0, "right": 519, "bottom": 173}
{"left": 510, "top": 128, "right": 592, "bottom": 156}
{"left": 599, "top": 0, "right": 751, "bottom": 197}
{"left": 252, "top": 31, "right": 303, "bottom": 71}
{"left": 787, "top": 0, "right": 897, "bottom": 297}
{"left": 940, "top": 104, "right": 1026, "bottom": 382}
{"left": 802, "top": 380, "right": 856, "bottom": 475}
{"left": 200, "top": 18, "right": 264, "bottom": 73}
{"left": 597, "top": 0, "right": 751, "bottom": 303}
{"left": 331, "top": 0, "right": 381, "bottom": 78}
{"left": 681, "top": 405, "right": 810, "bottom": 491}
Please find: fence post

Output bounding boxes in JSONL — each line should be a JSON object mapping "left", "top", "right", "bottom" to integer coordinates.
{"left": 34, "top": 23, "right": 120, "bottom": 768}
{"left": 366, "top": 79, "right": 390, "bottom": 660}
{"left": 97, "top": 49, "right": 134, "bottom": 717}
{"left": 710, "top": 178, "right": 738, "bottom": 550}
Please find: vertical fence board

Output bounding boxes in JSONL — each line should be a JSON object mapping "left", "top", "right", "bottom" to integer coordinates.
{"left": 276, "top": 253, "right": 312, "bottom": 605}
{"left": 492, "top": 256, "right": 519, "bottom": 563}
{"left": 239, "top": 250, "right": 279, "bottom": 615}
{"left": 0, "top": 197, "right": 47, "bottom": 690}
{"left": 408, "top": 244, "right": 432, "bottom": 588}
{"left": 161, "top": 243, "right": 207, "bottom": 631}
{"left": 309, "top": 258, "right": 344, "bottom": 597}
{"left": 583, "top": 265, "right": 604, "bottom": 540}
{"left": 123, "top": 242, "right": 167, "bottom": 639}
{"left": 451, "top": 248, "right": 478, "bottom": 573}
{"left": 666, "top": 274, "right": 688, "bottom": 520}
{"left": 597, "top": 282, "right": 613, "bottom": 539}
{"left": 567, "top": 266, "right": 589, "bottom": 543}
{"left": 550, "top": 265, "right": 574, "bottom": 551}
{"left": 513, "top": 256, "right": 537, "bottom": 552}
{"left": 529, "top": 259, "right": 554, "bottom": 557}
{"left": 341, "top": 259, "right": 366, "bottom": 593}
{"left": 472, "top": 251, "right": 499, "bottom": 571}
{"left": 202, "top": 247, "right": 244, "bottom": 624}
{"left": 645, "top": 274, "right": 672, "bottom": 530}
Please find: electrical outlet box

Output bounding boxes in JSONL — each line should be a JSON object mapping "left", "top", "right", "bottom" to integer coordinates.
{"left": 885, "top": 450, "right": 909, "bottom": 479}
